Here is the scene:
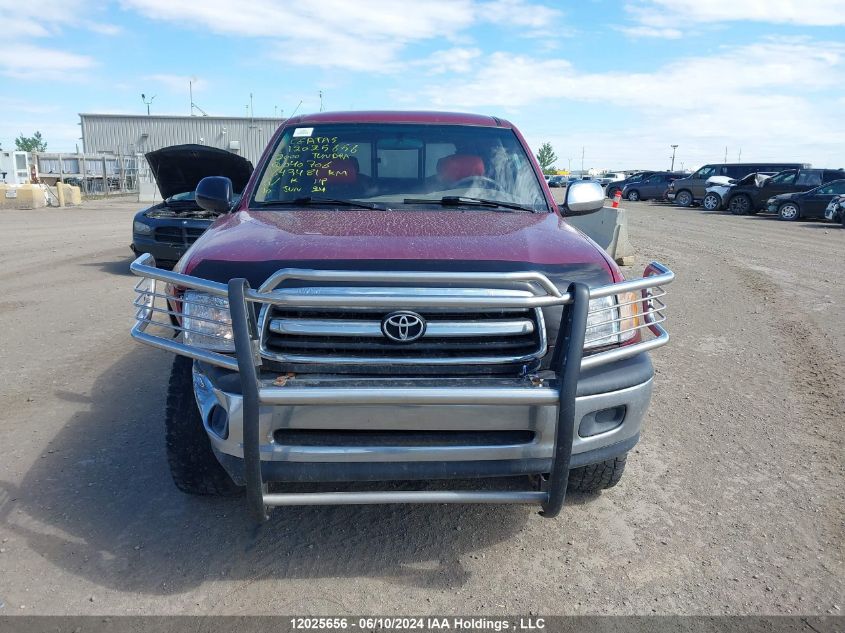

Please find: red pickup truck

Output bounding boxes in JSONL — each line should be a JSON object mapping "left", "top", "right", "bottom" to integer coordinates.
{"left": 131, "top": 111, "right": 673, "bottom": 522}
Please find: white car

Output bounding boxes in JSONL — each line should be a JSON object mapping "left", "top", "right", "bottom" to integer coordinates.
{"left": 701, "top": 173, "right": 774, "bottom": 211}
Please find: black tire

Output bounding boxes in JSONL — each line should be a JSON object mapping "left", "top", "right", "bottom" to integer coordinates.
{"left": 626, "top": 189, "right": 640, "bottom": 202}
{"left": 841, "top": 210, "right": 845, "bottom": 228}
{"left": 778, "top": 202, "right": 801, "bottom": 221}
{"left": 674, "top": 190, "right": 693, "bottom": 207}
{"left": 728, "top": 194, "right": 753, "bottom": 215}
{"left": 568, "top": 454, "right": 627, "bottom": 493}
{"left": 701, "top": 192, "right": 721, "bottom": 211}
{"left": 606, "top": 186, "right": 620, "bottom": 199}
{"left": 165, "top": 355, "right": 243, "bottom": 496}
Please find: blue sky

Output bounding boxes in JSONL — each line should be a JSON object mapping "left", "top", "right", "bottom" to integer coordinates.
{"left": 2, "top": 0, "right": 844, "bottom": 171}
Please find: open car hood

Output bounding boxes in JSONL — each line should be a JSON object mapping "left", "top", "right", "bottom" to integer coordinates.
{"left": 145, "top": 144, "right": 253, "bottom": 200}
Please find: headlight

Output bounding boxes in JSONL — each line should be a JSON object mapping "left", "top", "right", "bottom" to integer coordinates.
{"left": 584, "top": 293, "right": 640, "bottom": 349}
{"left": 133, "top": 220, "right": 153, "bottom": 235}
{"left": 182, "top": 291, "right": 234, "bottom": 351}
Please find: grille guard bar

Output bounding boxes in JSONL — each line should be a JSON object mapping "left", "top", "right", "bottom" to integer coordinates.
{"left": 129, "top": 253, "right": 673, "bottom": 521}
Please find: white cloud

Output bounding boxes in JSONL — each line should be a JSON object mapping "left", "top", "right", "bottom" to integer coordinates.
{"left": 145, "top": 74, "right": 209, "bottom": 93}
{"left": 121, "top": 0, "right": 564, "bottom": 71}
{"left": 614, "top": 26, "right": 682, "bottom": 39}
{"left": 0, "top": 44, "right": 95, "bottom": 79}
{"left": 482, "top": 0, "right": 560, "bottom": 28}
{"left": 417, "top": 39, "right": 845, "bottom": 167}
{"left": 625, "top": 0, "right": 845, "bottom": 32}
{"left": 421, "top": 48, "right": 484, "bottom": 74}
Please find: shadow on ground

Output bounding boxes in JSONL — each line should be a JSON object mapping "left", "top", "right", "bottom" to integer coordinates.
{"left": 0, "top": 346, "right": 533, "bottom": 596}
{"left": 81, "top": 259, "right": 133, "bottom": 276}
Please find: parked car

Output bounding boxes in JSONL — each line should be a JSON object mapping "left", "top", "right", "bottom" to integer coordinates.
{"left": 131, "top": 145, "right": 253, "bottom": 268}
{"left": 824, "top": 194, "right": 845, "bottom": 226}
{"left": 606, "top": 172, "right": 656, "bottom": 198}
{"left": 701, "top": 172, "right": 776, "bottom": 212}
{"left": 548, "top": 175, "right": 565, "bottom": 187}
{"left": 604, "top": 172, "right": 627, "bottom": 183}
{"left": 766, "top": 179, "right": 845, "bottom": 221}
{"left": 128, "top": 110, "right": 674, "bottom": 521}
{"left": 724, "top": 168, "right": 845, "bottom": 215}
{"left": 622, "top": 172, "right": 684, "bottom": 202}
{"left": 668, "top": 162, "right": 808, "bottom": 207}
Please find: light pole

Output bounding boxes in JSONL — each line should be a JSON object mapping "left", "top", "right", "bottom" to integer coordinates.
{"left": 670, "top": 144, "right": 678, "bottom": 171}
{"left": 141, "top": 93, "right": 156, "bottom": 116}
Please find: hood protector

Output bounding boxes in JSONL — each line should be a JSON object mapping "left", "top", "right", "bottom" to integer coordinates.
{"left": 145, "top": 144, "right": 253, "bottom": 199}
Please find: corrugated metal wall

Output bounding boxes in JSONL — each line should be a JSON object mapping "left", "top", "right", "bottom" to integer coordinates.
{"left": 79, "top": 114, "right": 284, "bottom": 165}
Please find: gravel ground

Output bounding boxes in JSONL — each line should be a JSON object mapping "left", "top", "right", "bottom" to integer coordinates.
{"left": 0, "top": 198, "right": 841, "bottom": 615}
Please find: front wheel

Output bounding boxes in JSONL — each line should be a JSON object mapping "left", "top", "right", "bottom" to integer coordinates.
{"left": 778, "top": 202, "right": 801, "bottom": 221}
{"left": 568, "top": 454, "right": 627, "bottom": 493}
{"left": 728, "top": 194, "right": 753, "bottom": 215}
{"left": 674, "top": 190, "right": 693, "bottom": 207}
{"left": 626, "top": 190, "right": 640, "bottom": 202}
{"left": 702, "top": 192, "right": 721, "bottom": 211}
{"left": 165, "top": 356, "right": 243, "bottom": 496}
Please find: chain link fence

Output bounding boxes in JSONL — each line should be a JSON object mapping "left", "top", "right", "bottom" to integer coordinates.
{"left": 34, "top": 152, "right": 146, "bottom": 197}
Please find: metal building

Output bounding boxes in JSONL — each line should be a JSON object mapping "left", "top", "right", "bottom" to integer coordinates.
{"left": 79, "top": 113, "right": 284, "bottom": 165}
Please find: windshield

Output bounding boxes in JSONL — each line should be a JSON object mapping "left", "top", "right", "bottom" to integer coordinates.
{"left": 253, "top": 123, "right": 548, "bottom": 211}
{"left": 165, "top": 191, "right": 196, "bottom": 203}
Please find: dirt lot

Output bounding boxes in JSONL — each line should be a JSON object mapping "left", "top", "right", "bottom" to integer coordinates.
{"left": 0, "top": 198, "right": 842, "bottom": 615}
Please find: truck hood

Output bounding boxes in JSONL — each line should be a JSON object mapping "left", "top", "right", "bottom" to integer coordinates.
{"left": 181, "top": 209, "right": 614, "bottom": 286}
{"left": 145, "top": 144, "right": 254, "bottom": 199}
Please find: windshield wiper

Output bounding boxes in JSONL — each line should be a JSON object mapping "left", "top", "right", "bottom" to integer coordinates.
{"left": 255, "top": 196, "right": 386, "bottom": 210}
{"left": 403, "top": 196, "right": 537, "bottom": 213}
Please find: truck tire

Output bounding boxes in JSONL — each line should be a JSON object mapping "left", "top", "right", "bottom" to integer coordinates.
{"left": 568, "top": 455, "right": 627, "bottom": 493}
{"left": 729, "top": 194, "right": 752, "bottom": 215}
{"left": 674, "top": 190, "right": 693, "bottom": 207}
{"left": 165, "top": 355, "right": 242, "bottom": 496}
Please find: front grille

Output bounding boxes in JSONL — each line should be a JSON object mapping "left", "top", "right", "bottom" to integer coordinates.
{"left": 260, "top": 306, "right": 545, "bottom": 365}
{"left": 154, "top": 226, "right": 206, "bottom": 246}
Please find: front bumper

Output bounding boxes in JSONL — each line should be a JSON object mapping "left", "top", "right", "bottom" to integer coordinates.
{"left": 130, "top": 255, "right": 673, "bottom": 520}
{"left": 193, "top": 355, "right": 653, "bottom": 484}
{"left": 131, "top": 235, "right": 185, "bottom": 266}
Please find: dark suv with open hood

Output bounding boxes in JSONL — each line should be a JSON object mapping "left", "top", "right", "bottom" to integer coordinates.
{"left": 131, "top": 144, "right": 253, "bottom": 268}
{"left": 723, "top": 168, "right": 845, "bottom": 215}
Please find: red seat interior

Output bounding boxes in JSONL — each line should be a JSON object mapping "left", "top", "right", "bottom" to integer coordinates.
{"left": 437, "top": 154, "right": 485, "bottom": 183}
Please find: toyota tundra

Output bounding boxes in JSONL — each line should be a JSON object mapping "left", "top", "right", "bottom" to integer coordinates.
{"left": 130, "top": 111, "right": 673, "bottom": 522}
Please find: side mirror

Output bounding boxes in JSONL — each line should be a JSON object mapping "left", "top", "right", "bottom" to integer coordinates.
{"left": 559, "top": 180, "right": 604, "bottom": 216}
{"left": 196, "top": 176, "right": 234, "bottom": 213}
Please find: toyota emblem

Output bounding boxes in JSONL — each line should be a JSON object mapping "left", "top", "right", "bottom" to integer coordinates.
{"left": 381, "top": 311, "right": 426, "bottom": 343}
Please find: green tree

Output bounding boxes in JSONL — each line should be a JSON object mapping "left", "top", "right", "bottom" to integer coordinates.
{"left": 536, "top": 142, "right": 557, "bottom": 174}
{"left": 15, "top": 131, "right": 47, "bottom": 152}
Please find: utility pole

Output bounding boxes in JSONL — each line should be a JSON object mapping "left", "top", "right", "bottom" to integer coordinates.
{"left": 249, "top": 93, "right": 254, "bottom": 119}
{"left": 670, "top": 144, "right": 678, "bottom": 171}
{"left": 724, "top": 146, "right": 728, "bottom": 163}
{"left": 580, "top": 146, "right": 584, "bottom": 174}
{"left": 319, "top": 90, "right": 324, "bottom": 112}
{"left": 567, "top": 157, "right": 572, "bottom": 173}
{"left": 738, "top": 148, "right": 742, "bottom": 162}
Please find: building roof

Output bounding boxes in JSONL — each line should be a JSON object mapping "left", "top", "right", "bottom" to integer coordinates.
{"left": 79, "top": 113, "right": 284, "bottom": 122}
